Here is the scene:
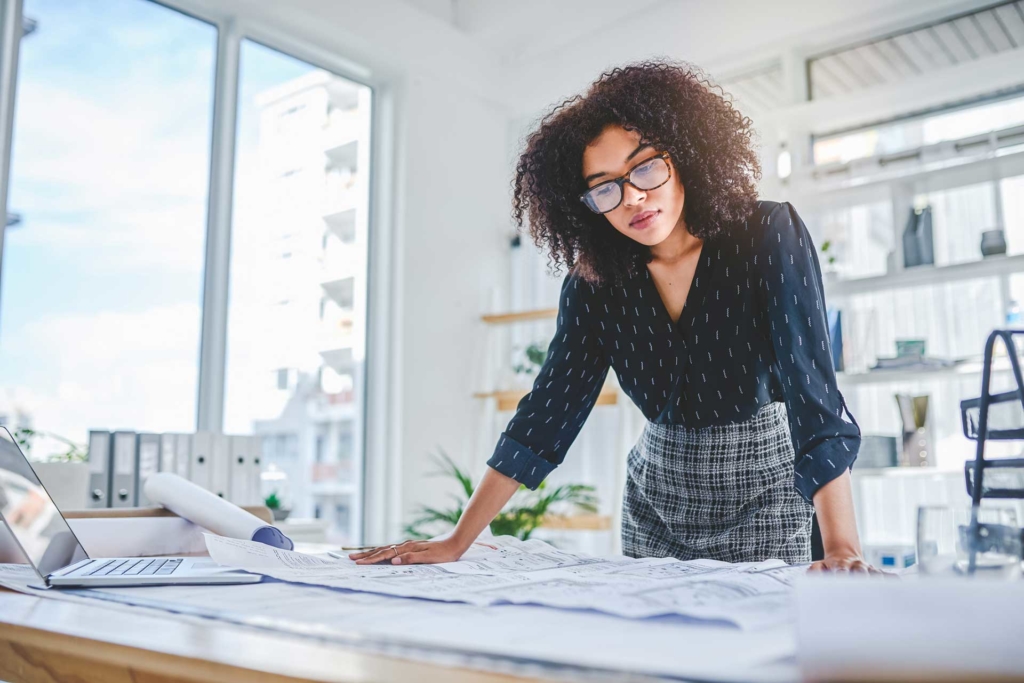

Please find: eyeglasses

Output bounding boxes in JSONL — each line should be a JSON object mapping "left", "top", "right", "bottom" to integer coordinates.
{"left": 579, "top": 152, "right": 672, "bottom": 214}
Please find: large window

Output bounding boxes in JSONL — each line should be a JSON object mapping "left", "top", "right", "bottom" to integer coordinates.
{"left": 223, "top": 40, "right": 371, "bottom": 543}
{"left": 0, "top": 0, "right": 215, "bottom": 453}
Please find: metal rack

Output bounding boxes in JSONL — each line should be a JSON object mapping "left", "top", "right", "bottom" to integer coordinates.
{"left": 959, "top": 329, "right": 1024, "bottom": 574}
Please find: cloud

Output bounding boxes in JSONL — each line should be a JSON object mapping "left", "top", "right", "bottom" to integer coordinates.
{"left": 5, "top": 304, "right": 202, "bottom": 438}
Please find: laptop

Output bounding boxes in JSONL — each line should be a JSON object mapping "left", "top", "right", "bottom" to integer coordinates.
{"left": 0, "top": 426, "right": 260, "bottom": 588}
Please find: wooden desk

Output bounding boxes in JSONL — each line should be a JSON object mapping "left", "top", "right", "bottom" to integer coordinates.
{"left": 0, "top": 587, "right": 535, "bottom": 683}
{"left": 0, "top": 506, "right": 538, "bottom": 682}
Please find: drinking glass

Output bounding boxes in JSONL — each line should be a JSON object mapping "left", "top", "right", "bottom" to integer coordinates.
{"left": 916, "top": 505, "right": 1022, "bottom": 579}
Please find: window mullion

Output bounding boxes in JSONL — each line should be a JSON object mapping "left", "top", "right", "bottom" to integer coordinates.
{"left": 196, "top": 20, "right": 241, "bottom": 433}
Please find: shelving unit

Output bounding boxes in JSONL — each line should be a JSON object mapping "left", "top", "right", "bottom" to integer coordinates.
{"left": 475, "top": 306, "right": 622, "bottom": 542}
{"left": 479, "top": 308, "right": 557, "bottom": 325}
{"left": 837, "top": 357, "right": 1014, "bottom": 385}
{"left": 826, "top": 254, "right": 1024, "bottom": 299}
{"left": 474, "top": 382, "right": 619, "bottom": 412}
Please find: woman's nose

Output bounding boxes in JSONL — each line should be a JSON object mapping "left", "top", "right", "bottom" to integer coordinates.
{"left": 622, "top": 182, "right": 646, "bottom": 206}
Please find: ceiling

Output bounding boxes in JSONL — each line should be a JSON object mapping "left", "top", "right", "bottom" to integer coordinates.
{"left": 398, "top": 0, "right": 669, "bottom": 64}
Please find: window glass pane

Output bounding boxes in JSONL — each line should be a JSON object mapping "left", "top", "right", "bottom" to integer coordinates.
{"left": 0, "top": 0, "right": 215, "bottom": 458}
{"left": 224, "top": 40, "right": 371, "bottom": 544}
{"left": 803, "top": 200, "right": 893, "bottom": 279}
{"left": 813, "top": 94, "right": 1024, "bottom": 165}
{"left": 1002, "top": 174, "right": 1024, "bottom": 256}
{"left": 914, "top": 181, "right": 996, "bottom": 267}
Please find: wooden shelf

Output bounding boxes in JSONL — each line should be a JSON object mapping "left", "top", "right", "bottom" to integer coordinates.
{"left": 825, "top": 253, "right": 1024, "bottom": 299}
{"left": 837, "top": 356, "right": 1015, "bottom": 385}
{"left": 539, "top": 513, "right": 612, "bottom": 531}
{"left": 480, "top": 308, "right": 557, "bottom": 325}
{"left": 475, "top": 385, "right": 618, "bottom": 411}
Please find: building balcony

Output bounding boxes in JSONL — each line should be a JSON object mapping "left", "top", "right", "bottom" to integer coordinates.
{"left": 323, "top": 206, "right": 356, "bottom": 242}
{"left": 321, "top": 275, "right": 354, "bottom": 309}
{"left": 321, "top": 243, "right": 360, "bottom": 282}
{"left": 319, "top": 317, "right": 356, "bottom": 353}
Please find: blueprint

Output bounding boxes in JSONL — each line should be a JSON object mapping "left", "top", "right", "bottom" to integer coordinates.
{"left": 205, "top": 534, "right": 805, "bottom": 629}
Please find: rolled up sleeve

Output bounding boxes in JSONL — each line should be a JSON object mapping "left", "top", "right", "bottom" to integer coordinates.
{"left": 758, "top": 202, "right": 861, "bottom": 503}
{"left": 486, "top": 273, "right": 610, "bottom": 490}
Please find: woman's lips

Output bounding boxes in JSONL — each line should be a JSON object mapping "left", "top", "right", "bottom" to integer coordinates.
{"left": 630, "top": 210, "right": 660, "bottom": 230}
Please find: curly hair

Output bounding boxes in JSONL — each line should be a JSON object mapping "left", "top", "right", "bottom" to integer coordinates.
{"left": 511, "top": 59, "right": 762, "bottom": 287}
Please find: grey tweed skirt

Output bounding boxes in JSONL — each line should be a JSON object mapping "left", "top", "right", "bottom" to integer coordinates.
{"left": 621, "top": 401, "right": 814, "bottom": 564}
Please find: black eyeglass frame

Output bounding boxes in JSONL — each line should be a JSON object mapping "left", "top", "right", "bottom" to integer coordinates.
{"left": 578, "top": 152, "right": 673, "bottom": 214}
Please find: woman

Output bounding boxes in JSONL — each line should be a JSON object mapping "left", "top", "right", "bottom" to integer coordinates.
{"left": 354, "top": 60, "right": 876, "bottom": 572}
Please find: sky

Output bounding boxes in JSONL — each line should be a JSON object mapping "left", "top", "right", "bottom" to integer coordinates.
{"left": 0, "top": 0, "right": 314, "bottom": 455}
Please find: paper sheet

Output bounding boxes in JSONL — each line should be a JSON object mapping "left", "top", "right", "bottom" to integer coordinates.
{"left": 797, "top": 575, "right": 1024, "bottom": 681}
{"left": 145, "top": 473, "right": 292, "bottom": 550}
{"left": 206, "top": 533, "right": 801, "bottom": 629}
{"left": 1, "top": 556, "right": 799, "bottom": 682}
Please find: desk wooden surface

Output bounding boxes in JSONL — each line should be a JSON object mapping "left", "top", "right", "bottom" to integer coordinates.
{"left": 0, "top": 587, "right": 536, "bottom": 683}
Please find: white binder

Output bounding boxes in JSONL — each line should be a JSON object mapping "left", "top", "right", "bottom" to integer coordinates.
{"left": 158, "top": 433, "right": 177, "bottom": 473}
{"left": 86, "top": 430, "right": 111, "bottom": 509}
{"left": 248, "top": 435, "right": 264, "bottom": 506}
{"left": 189, "top": 430, "right": 212, "bottom": 491}
{"left": 228, "top": 435, "right": 250, "bottom": 505}
{"left": 210, "top": 433, "right": 230, "bottom": 499}
{"left": 136, "top": 433, "right": 161, "bottom": 506}
{"left": 174, "top": 433, "right": 191, "bottom": 480}
{"left": 110, "top": 431, "right": 138, "bottom": 508}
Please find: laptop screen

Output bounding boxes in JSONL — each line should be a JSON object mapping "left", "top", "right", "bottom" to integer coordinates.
{"left": 0, "top": 427, "right": 88, "bottom": 577}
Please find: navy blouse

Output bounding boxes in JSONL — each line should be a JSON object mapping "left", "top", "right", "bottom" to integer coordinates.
{"left": 486, "top": 200, "right": 861, "bottom": 503}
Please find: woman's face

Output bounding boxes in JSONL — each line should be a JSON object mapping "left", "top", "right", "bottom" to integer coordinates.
{"left": 581, "top": 125, "right": 685, "bottom": 247}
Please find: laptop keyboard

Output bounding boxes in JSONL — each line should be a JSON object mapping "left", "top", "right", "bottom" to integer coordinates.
{"left": 80, "top": 558, "right": 183, "bottom": 578}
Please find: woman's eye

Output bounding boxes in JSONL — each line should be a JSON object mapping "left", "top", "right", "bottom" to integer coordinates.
{"left": 634, "top": 161, "right": 656, "bottom": 175}
{"left": 594, "top": 184, "right": 616, "bottom": 197}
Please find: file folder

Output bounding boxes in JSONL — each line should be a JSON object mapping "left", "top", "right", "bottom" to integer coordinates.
{"left": 229, "top": 435, "right": 250, "bottom": 505}
{"left": 159, "top": 433, "right": 177, "bottom": 473}
{"left": 248, "top": 435, "right": 264, "bottom": 506}
{"left": 86, "top": 430, "right": 112, "bottom": 509}
{"left": 174, "top": 432, "right": 191, "bottom": 480}
{"left": 110, "top": 431, "right": 138, "bottom": 508}
{"left": 136, "top": 433, "right": 161, "bottom": 505}
{"left": 189, "top": 431, "right": 211, "bottom": 491}
{"left": 210, "top": 433, "right": 230, "bottom": 499}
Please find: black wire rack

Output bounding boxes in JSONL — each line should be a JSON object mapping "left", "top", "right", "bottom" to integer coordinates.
{"left": 959, "top": 329, "right": 1024, "bottom": 574}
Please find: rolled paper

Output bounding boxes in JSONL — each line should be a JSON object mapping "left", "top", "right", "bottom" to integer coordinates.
{"left": 144, "top": 472, "right": 293, "bottom": 550}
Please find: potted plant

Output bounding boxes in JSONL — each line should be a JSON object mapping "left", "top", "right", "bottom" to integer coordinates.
{"left": 404, "top": 449, "right": 598, "bottom": 542}
{"left": 16, "top": 428, "right": 90, "bottom": 509}
{"left": 264, "top": 491, "right": 291, "bottom": 521}
{"left": 510, "top": 342, "right": 547, "bottom": 390}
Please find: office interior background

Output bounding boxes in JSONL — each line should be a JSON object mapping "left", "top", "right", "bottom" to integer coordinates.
{"left": 0, "top": 0, "right": 1023, "bottom": 554}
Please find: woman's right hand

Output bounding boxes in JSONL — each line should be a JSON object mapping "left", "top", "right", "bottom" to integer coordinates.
{"left": 348, "top": 536, "right": 469, "bottom": 565}
{"left": 351, "top": 465, "right": 521, "bottom": 566}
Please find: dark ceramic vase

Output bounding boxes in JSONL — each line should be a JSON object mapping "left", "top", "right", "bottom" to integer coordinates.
{"left": 980, "top": 229, "right": 1007, "bottom": 258}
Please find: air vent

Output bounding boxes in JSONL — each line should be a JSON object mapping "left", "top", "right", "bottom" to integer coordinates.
{"left": 808, "top": 1, "right": 1024, "bottom": 100}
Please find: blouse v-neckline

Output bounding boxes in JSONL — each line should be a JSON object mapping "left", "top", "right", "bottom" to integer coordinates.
{"left": 645, "top": 237, "right": 714, "bottom": 333}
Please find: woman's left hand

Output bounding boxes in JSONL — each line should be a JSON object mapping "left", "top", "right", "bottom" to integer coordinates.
{"left": 808, "top": 553, "right": 887, "bottom": 575}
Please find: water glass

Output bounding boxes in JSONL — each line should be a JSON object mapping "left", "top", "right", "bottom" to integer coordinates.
{"left": 916, "top": 505, "right": 1022, "bottom": 579}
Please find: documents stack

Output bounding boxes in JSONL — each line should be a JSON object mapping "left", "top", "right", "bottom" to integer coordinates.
{"left": 85, "top": 430, "right": 263, "bottom": 508}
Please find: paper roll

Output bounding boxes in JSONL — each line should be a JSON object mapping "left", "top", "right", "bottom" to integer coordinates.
{"left": 144, "top": 472, "right": 293, "bottom": 550}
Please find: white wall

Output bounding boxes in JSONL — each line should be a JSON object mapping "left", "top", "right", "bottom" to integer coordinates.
{"left": 396, "top": 71, "right": 510, "bottom": 528}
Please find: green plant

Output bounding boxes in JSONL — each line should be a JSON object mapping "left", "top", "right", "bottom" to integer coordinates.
{"left": 264, "top": 491, "right": 281, "bottom": 510}
{"left": 404, "top": 449, "right": 598, "bottom": 541}
{"left": 820, "top": 239, "right": 837, "bottom": 266}
{"left": 512, "top": 342, "right": 548, "bottom": 376}
{"left": 13, "top": 427, "right": 87, "bottom": 463}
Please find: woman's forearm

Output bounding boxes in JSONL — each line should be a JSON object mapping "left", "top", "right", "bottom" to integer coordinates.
{"left": 812, "top": 469, "right": 863, "bottom": 557}
{"left": 449, "top": 466, "right": 522, "bottom": 551}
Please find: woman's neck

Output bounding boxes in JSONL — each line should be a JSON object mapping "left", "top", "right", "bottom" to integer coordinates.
{"left": 649, "top": 219, "right": 702, "bottom": 265}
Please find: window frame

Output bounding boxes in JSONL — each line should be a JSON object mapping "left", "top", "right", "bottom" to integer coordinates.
{"left": 0, "top": 0, "right": 400, "bottom": 544}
